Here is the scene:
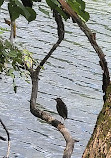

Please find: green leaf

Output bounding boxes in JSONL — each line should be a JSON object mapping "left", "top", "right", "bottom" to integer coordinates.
{"left": 46, "top": 0, "right": 57, "bottom": 9}
{"left": 39, "top": 7, "right": 49, "bottom": 16}
{"left": 0, "top": 27, "right": 9, "bottom": 32}
{"left": 14, "top": 0, "right": 36, "bottom": 22}
{"left": 25, "top": 79, "right": 30, "bottom": 84}
{"left": 23, "top": 49, "right": 33, "bottom": 69}
{"left": 0, "top": 0, "right": 4, "bottom": 7}
{"left": 9, "top": 50, "right": 17, "bottom": 58}
{"left": 51, "top": 0, "right": 60, "bottom": 6}
{"left": 8, "top": 0, "right": 36, "bottom": 22}
{"left": 79, "top": 10, "right": 90, "bottom": 22}
{"left": 0, "top": 31, "right": 3, "bottom": 34}
{"left": 8, "top": 2, "right": 20, "bottom": 21}
{"left": 25, "top": 7, "right": 36, "bottom": 22}
{"left": 56, "top": 6, "right": 69, "bottom": 20}
{"left": 76, "top": 0, "right": 85, "bottom": 10}
{"left": 9, "top": 68, "right": 14, "bottom": 74}
{"left": 5, "top": 40, "right": 12, "bottom": 49}
{"left": 67, "top": 0, "right": 89, "bottom": 22}
{"left": 46, "top": 0, "right": 68, "bottom": 20}
{"left": 8, "top": 68, "right": 15, "bottom": 79}
{"left": 67, "top": 0, "right": 81, "bottom": 14}
{"left": 14, "top": 0, "right": 28, "bottom": 12}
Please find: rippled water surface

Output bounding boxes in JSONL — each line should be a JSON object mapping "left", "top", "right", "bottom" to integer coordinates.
{"left": 0, "top": 0, "right": 111, "bottom": 157}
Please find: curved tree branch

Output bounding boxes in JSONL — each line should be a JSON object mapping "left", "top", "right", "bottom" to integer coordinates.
{"left": 39, "top": 9, "right": 64, "bottom": 67}
{"left": 56, "top": 1, "right": 111, "bottom": 157}
{"left": 58, "top": 0, "right": 110, "bottom": 101}
{"left": 30, "top": 10, "right": 75, "bottom": 158}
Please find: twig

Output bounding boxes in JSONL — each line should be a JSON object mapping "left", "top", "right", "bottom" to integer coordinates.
{"left": 0, "top": 136, "right": 6, "bottom": 141}
{"left": 39, "top": 9, "right": 64, "bottom": 67}
{"left": 0, "top": 119, "right": 10, "bottom": 158}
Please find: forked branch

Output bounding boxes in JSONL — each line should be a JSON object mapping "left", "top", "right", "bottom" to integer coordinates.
{"left": 30, "top": 10, "right": 74, "bottom": 158}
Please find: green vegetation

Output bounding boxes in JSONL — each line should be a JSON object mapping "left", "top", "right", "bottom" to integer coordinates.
{"left": 0, "top": 0, "right": 89, "bottom": 91}
{"left": 0, "top": 36, "right": 37, "bottom": 92}
{"left": 0, "top": 0, "right": 89, "bottom": 22}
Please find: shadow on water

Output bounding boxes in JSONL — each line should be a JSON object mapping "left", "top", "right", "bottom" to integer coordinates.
{"left": 0, "top": 0, "right": 111, "bottom": 157}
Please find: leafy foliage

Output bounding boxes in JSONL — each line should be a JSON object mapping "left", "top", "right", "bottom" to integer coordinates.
{"left": 0, "top": 38, "right": 37, "bottom": 92}
{"left": 0, "top": 0, "right": 89, "bottom": 92}
{"left": 46, "top": 0, "right": 89, "bottom": 21}
{"left": 67, "top": 0, "right": 89, "bottom": 22}
{"left": 4, "top": 0, "right": 36, "bottom": 22}
{"left": 0, "top": 39, "right": 22, "bottom": 72}
{"left": 0, "top": 27, "right": 10, "bottom": 34}
{"left": 46, "top": 0, "right": 70, "bottom": 20}
{"left": 0, "top": 0, "right": 89, "bottom": 22}
{"left": 23, "top": 49, "right": 33, "bottom": 69}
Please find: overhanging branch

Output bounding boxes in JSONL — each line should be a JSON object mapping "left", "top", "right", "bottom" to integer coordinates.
{"left": 58, "top": 0, "right": 110, "bottom": 100}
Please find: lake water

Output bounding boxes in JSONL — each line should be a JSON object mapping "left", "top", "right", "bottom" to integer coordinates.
{"left": 0, "top": 0, "right": 111, "bottom": 157}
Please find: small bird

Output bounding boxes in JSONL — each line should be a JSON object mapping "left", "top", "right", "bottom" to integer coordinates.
{"left": 54, "top": 98, "right": 68, "bottom": 120}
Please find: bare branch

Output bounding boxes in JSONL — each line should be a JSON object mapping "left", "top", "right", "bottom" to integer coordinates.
{"left": 58, "top": 0, "right": 110, "bottom": 101}
{"left": 39, "top": 9, "right": 64, "bottom": 67}
{"left": 0, "top": 136, "right": 6, "bottom": 141}
{"left": 0, "top": 119, "right": 10, "bottom": 158}
{"left": 30, "top": 99, "right": 75, "bottom": 158}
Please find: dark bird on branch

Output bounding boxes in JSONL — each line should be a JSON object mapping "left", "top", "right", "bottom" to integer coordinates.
{"left": 54, "top": 98, "right": 68, "bottom": 120}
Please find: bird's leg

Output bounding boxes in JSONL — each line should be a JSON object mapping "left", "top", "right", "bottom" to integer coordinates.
{"left": 60, "top": 117, "right": 62, "bottom": 122}
{"left": 61, "top": 117, "right": 65, "bottom": 124}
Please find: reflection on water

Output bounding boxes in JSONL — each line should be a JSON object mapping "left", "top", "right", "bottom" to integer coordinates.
{"left": 0, "top": 0, "right": 111, "bottom": 157}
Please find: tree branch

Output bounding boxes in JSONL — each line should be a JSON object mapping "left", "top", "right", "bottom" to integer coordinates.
{"left": 0, "top": 119, "right": 10, "bottom": 158}
{"left": 0, "top": 136, "right": 6, "bottom": 141}
{"left": 39, "top": 9, "right": 64, "bottom": 67}
{"left": 30, "top": 10, "right": 75, "bottom": 158}
{"left": 58, "top": 0, "right": 110, "bottom": 101}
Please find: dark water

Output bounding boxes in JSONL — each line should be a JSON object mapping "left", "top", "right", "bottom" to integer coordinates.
{"left": 0, "top": 0, "right": 111, "bottom": 157}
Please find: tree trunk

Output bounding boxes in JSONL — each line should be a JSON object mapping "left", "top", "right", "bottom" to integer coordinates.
{"left": 58, "top": 0, "right": 111, "bottom": 157}
{"left": 82, "top": 83, "right": 111, "bottom": 157}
